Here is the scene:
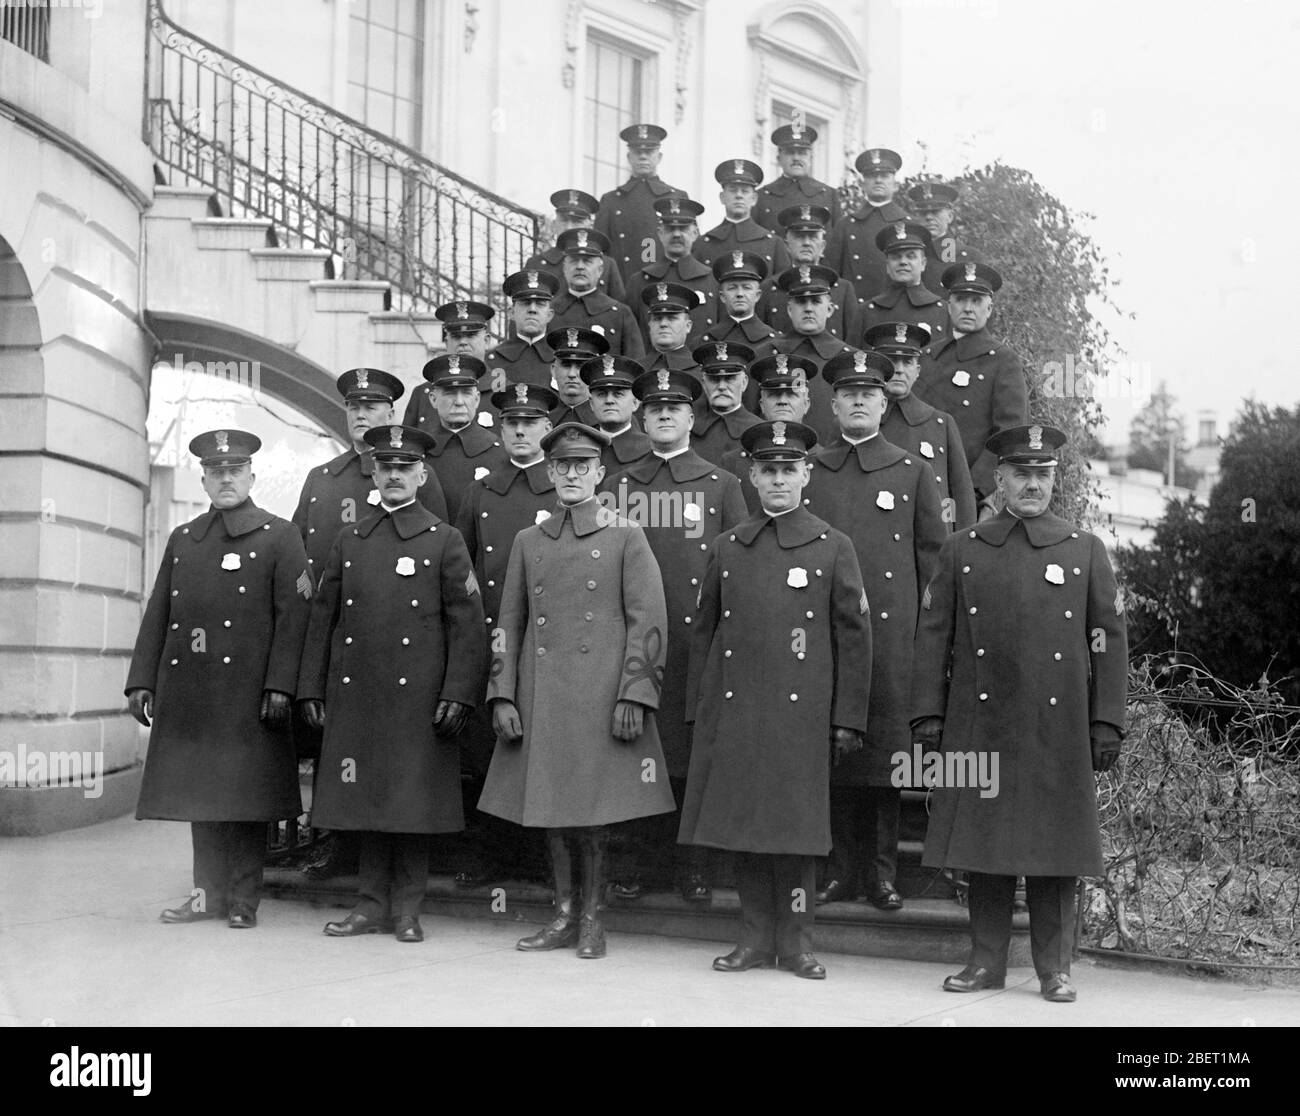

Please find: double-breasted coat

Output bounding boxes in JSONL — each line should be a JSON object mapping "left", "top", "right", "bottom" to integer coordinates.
{"left": 881, "top": 392, "right": 978, "bottom": 531}
{"left": 599, "top": 425, "right": 653, "bottom": 474}
{"left": 393, "top": 409, "right": 507, "bottom": 525}
{"left": 912, "top": 510, "right": 1128, "bottom": 876}
{"left": 293, "top": 448, "right": 448, "bottom": 579}
{"left": 484, "top": 336, "right": 556, "bottom": 390}
{"left": 129, "top": 500, "right": 312, "bottom": 822}
{"left": 548, "top": 289, "right": 645, "bottom": 359}
{"left": 525, "top": 243, "right": 627, "bottom": 304}
{"left": 691, "top": 217, "right": 792, "bottom": 277}
{"left": 759, "top": 274, "right": 862, "bottom": 344}
{"left": 477, "top": 497, "right": 676, "bottom": 828}
{"left": 298, "top": 501, "right": 487, "bottom": 834}
{"left": 604, "top": 450, "right": 748, "bottom": 776}
{"left": 678, "top": 506, "right": 872, "bottom": 855}
{"left": 594, "top": 175, "right": 684, "bottom": 282}
{"left": 804, "top": 436, "right": 946, "bottom": 784}
{"left": 824, "top": 200, "right": 910, "bottom": 300}
{"left": 771, "top": 331, "right": 855, "bottom": 445}
{"left": 915, "top": 328, "right": 1028, "bottom": 497}
{"left": 550, "top": 399, "right": 599, "bottom": 428}
{"left": 627, "top": 256, "right": 718, "bottom": 340}
{"left": 751, "top": 175, "right": 842, "bottom": 234}
{"left": 861, "top": 283, "right": 950, "bottom": 344}
{"left": 692, "top": 402, "right": 762, "bottom": 465}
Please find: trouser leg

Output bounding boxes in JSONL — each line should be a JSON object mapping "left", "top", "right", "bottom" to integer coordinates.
{"left": 967, "top": 871, "right": 1016, "bottom": 974}
{"left": 355, "top": 831, "right": 394, "bottom": 921}
{"left": 390, "top": 833, "right": 430, "bottom": 919}
{"left": 866, "top": 785, "right": 901, "bottom": 887}
{"left": 734, "top": 851, "right": 776, "bottom": 953}
{"left": 190, "top": 822, "right": 230, "bottom": 915}
{"left": 670, "top": 776, "right": 710, "bottom": 886}
{"left": 771, "top": 854, "right": 815, "bottom": 957}
{"left": 225, "top": 821, "right": 268, "bottom": 915}
{"left": 825, "top": 786, "right": 864, "bottom": 889}
{"left": 1025, "top": 875, "right": 1076, "bottom": 978}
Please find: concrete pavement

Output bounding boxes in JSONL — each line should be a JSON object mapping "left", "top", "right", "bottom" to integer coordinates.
{"left": 2, "top": 815, "right": 1298, "bottom": 1027}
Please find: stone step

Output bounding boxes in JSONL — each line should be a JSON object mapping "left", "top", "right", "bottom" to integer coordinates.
{"left": 262, "top": 868, "right": 1030, "bottom": 965}
{"left": 193, "top": 217, "right": 277, "bottom": 251}
{"left": 149, "top": 185, "right": 222, "bottom": 220}
{"left": 250, "top": 247, "right": 333, "bottom": 282}
{"left": 368, "top": 310, "right": 445, "bottom": 348}
{"left": 309, "top": 279, "right": 392, "bottom": 314}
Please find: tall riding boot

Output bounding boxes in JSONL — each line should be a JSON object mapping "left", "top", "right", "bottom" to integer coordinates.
{"left": 576, "top": 827, "right": 608, "bottom": 959}
{"left": 517, "top": 829, "right": 579, "bottom": 951}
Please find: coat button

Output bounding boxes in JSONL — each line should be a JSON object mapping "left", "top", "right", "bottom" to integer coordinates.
{"left": 343, "top": 676, "right": 351, "bottom": 684}
{"left": 486, "top": 546, "right": 493, "bottom": 552}
{"left": 591, "top": 549, "right": 600, "bottom": 558}
{"left": 880, "top": 611, "right": 889, "bottom": 619}
{"left": 1054, "top": 652, "right": 1062, "bottom": 661}
{"left": 171, "top": 623, "right": 178, "bottom": 630}
{"left": 805, "top": 611, "right": 814, "bottom": 619}
{"left": 402, "top": 637, "right": 411, "bottom": 646}
{"left": 979, "top": 692, "right": 988, "bottom": 701}
{"left": 411, "top": 599, "right": 419, "bottom": 606}
{"left": 346, "top": 598, "right": 353, "bottom": 606}
{"left": 1049, "top": 697, "right": 1058, "bottom": 706}
{"left": 309, "top": 528, "right": 316, "bottom": 534}
{"left": 170, "top": 658, "right": 178, "bottom": 666}
{"left": 721, "top": 571, "right": 728, "bottom": 578}
{"left": 345, "top": 637, "right": 353, "bottom": 645}
{"left": 893, "top": 533, "right": 900, "bottom": 541}
{"left": 481, "top": 512, "right": 488, "bottom": 518}
{"left": 962, "top": 565, "right": 971, "bottom": 573}
{"left": 584, "top": 612, "right": 594, "bottom": 621}
{"left": 249, "top": 552, "right": 256, "bottom": 559}
{"left": 537, "top": 617, "right": 546, "bottom": 626}
{"left": 962, "top": 400, "right": 970, "bottom": 406}
{"left": 790, "top": 693, "right": 798, "bottom": 701}
{"left": 977, "top": 648, "right": 985, "bottom": 656}
{"left": 725, "top": 691, "right": 733, "bottom": 699}
{"left": 536, "top": 586, "right": 544, "bottom": 595}
{"left": 238, "top": 587, "right": 246, "bottom": 594}
{"left": 171, "top": 590, "right": 178, "bottom": 597}
{"left": 587, "top": 580, "right": 596, "bottom": 589}
{"left": 884, "top": 571, "right": 893, "bottom": 579}
{"left": 223, "top": 656, "right": 231, "bottom": 664}
{"left": 580, "top": 645, "right": 589, "bottom": 653}
{"left": 487, "top": 580, "right": 495, "bottom": 588}
{"left": 1064, "top": 610, "right": 1072, "bottom": 618}
{"left": 691, "top": 577, "right": 698, "bottom": 585}
{"left": 1073, "top": 567, "right": 1081, "bottom": 575}
{"left": 310, "top": 497, "right": 317, "bottom": 503}
{"left": 172, "top": 557, "right": 178, "bottom": 564}
{"left": 684, "top": 616, "right": 691, "bottom": 624}
{"left": 344, "top": 561, "right": 351, "bottom": 568}
{"left": 399, "top": 678, "right": 408, "bottom": 686}
{"left": 723, "top": 610, "right": 731, "bottom": 618}
{"left": 424, "top": 559, "right": 431, "bottom": 566}
{"left": 969, "top": 606, "right": 977, "bottom": 614}
{"left": 724, "top": 650, "right": 732, "bottom": 657}
{"left": 700, "top": 543, "right": 707, "bottom": 550}
{"left": 797, "top": 652, "right": 805, "bottom": 660}
{"left": 537, "top": 647, "right": 546, "bottom": 655}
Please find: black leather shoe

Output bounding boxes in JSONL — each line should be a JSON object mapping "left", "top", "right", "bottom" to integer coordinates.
{"left": 609, "top": 879, "right": 643, "bottom": 901}
{"left": 679, "top": 875, "right": 712, "bottom": 903}
{"left": 869, "top": 881, "right": 903, "bottom": 910}
{"left": 712, "top": 945, "right": 774, "bottom": 972}
{"left": 943, "top": 964, "right": 1006, "bottom": 992}
{"left": 160, "top": 902, "right": 224, "bottom": 924}
{"left": 1040, "top": 972, "right": 1077, "bottom": 1002}
{"left": 227, "top": 910, "right": 257, "bottom": 929}
{"left": 576, "top": 914, "right": 606, "bottom": 959}
{"left": 323, "top": 912, "right": 393, "bottom": 936}
{"left": 517, "top": 920, "right": 579, "bottom": 951}
{"left": 778, "top": 953, "right": 827, "bottom": 979}
{"left": 814, "top": 878, "right": 858, "bottom": 905}
{"left": 394, "top": 916, "right": 424, "bottom": 943}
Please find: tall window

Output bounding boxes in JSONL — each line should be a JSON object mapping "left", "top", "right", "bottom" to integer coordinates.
{"left": 347, "top": 0, "right": 425, "bottom": 147}
{"left": 770, "top": 101, "right": 829, "bottom": 181}
{"left": 583, "top": 33, "right": 647, "bottom": 195}
{"left": 2, "top": 0, "right": 50, "bottom": 62}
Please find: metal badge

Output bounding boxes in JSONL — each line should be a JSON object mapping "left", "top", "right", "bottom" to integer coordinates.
{"left": 668, "top": 197, "right": 681, "bottom": 215}
{"left": 576, "top": 230, "right": 588, "bottom": 248}
{"left": 800, "top": 206, "right": 812, "bottom": 221}
{"left": 774, "top": 354, "right": 789, "bottom": 374}
{"left": 922, "top": 182, "right": 933, "bottom": 199}
{"left": 772, "top": 421, "right": 787, "bottom": 445}
{"left": 526, "top": 270, "right": 539, "bottom": 288}
{"left": 715, "top": 343, "right": 728, "bottom": 362}
{"left": 568, "top": 190, "right": 579, "bottom": 207}
{"left": 448, "top": 355, "right": 461, "bottom": 374}
{"left": 515, "top": 383, "right": 530, "bottom": 404}
{"left": 965, "top": 262, "right": 978, "bottom": 282}
{"left": 215, "top": 431, "right": 229, "bottom": 454}
{"left": 356, "top": 368, "right": 369, "bottom": 389}
{"left": 894, "top": 222, "right": 907, "bottom": 240}
{"left": 1028, "top": 425, "right": 1044, "bottom": 450}
{"left": 869, "top": 150, "right": 882, "bottom": 165}
{"left": 792, "top": 368, "right": 807, "bottom": 390}
{"left": 637, "top": 124, "right": 648, "bottom": 141}
{"left": 853, "top": 351, "right": 868, "bottom": 373}
{"left": 389, "top": 426, "right": 403, "bottom": 449}
{"left": 603, "top": 354, "right": 616, "bottom": 372}
{"left": 732, "top": 250, "right": 745, "bottom": 269}
{"left": 734, "top": 160, "right": 745, "bottom": 177}
{"left": 895, "top": 323, "right": 908, "bottom": 344}
{"left": 656, "top": 282, "right": 669, "bottom": 301}
{"left": 798, "top": 265, "right": 811, "bottom": 284}
{"left": 567, "top": 328, "right": 579, "bottom": 348}
{"left": 457, "top": 302, "right": 468, "bottom": 318}
{"left": 657, "top": 370, "right": 671, "bottom": 391}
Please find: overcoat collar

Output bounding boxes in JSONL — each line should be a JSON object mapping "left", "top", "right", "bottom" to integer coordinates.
{"left": 483, "top": 460, "right": 554, "bottom": 496}
{"left": 975, "top": 509, "right": 1076, "bottom": 548}
{"left": 925, "top": 327, "right": 1001, "bottom": 362}
{"left": 776, "top": 331, "right": 845, "bottom": 361}
{"left": 886, "top": 392, "right": 935, "bottom": 427}
{"left": 732, "top": 504, "right": 829, "bottom": 549}
{"left": 322, "top": 447, "right": 373, "bottom": 478}
{"left": 646, "top": 346, "right": 699, "bottom": 372}
{"left": 191, "top": 499, "right": 275, "bottom": 542}
{"left": 623, "top": 447, "right": 715, "bottom": 484}
{"left": 850, "top": 199, "right": 908, "bottom": 223}
{"left": 553, "top": 289, "right": 614, "bottom": 315}
{"left": 356, "top": 500, "right": 441, "bottom": 540}
{"left": 427, "top": 414, "right": 499, "bottom": 458}
{"left": 768, "top": 175, "right": 828, "bottom": 199}
{"left": 641, "top": 255, "right": 713, "bottom": 282}
{"left": 701, "top": 217, "right": 771, "bottom": 244}
{"left": 493, "top": 336, "right": 555, "bottom": 363}
{"left": 615, "top": 175, "right": 675, "bottom": 198}
{"left": 538, "top": 496, "right": 611, "bottom": 539}
{"left": 608, "top": 427, "right": 653, "bottom": 463}
{"left": 869, "top": 283, "right": 943, "bottom": 309}
{"left": 694, "top": 403, "right": 759, "bottom": 438}
{"left": 705, "top": 316, "right": 774, "bottom": 344}
{"left": 814, "top": 434, "right": 906, "bottom": 473}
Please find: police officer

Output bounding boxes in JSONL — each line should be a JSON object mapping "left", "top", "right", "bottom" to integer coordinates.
{"left": 406, "top": 354, "right": 507, "bottom": 524}
{"left": 692, "top": 159, "right": 791, "bottom": 278}
{"left": 483, "top": 269, "right": 562, "bottom": 406}
{"left": 759, "top": 205, "right": 862, "bottom": 342}
{"left": 299, "top": 424, "right": 486, "bottom": 944}
{"left": 804, "top": 351, "right": 946, "bottom": 911}
{"left": 911, "top": 423, "right": 1128, "bottom": 1002}
{"left": 527, "top": 188, "right": 628, "bottom": 304}
{"left": 604, "top": 369, "right": 748, "bottom": 902}
{"left": 861, "top": 221, "right": 949, "bottom": 341}
{"left": 719, "top": 353, "right": 818, "bottom": 512}
{"left": 907, "top": 180, "right": 981, "bottom": 296}
{"left": 479, "top": 423, "right": 675, "bottom": 959}
{"left": 691, "top": 341, "right": 761, "bottom": 466}
{"left": 868, "top": 321, "right": 977, "bottom": 531}
{"left": 771, "top": 264, "right": 854, "bottom": 443}
{"left": 293, "top": 368, "right": 448, "bottom": 582}
{"left": 752, "top": 121, "right": 842, "bottom": 233}
{"left": 825, "top": 147, "right": 909, "bottom": 300}
{"left": 641, "top": 281, "right": 703, "bottom": 379}
{"left": 127, "top": 430, "right": 313, "bottom": 929}
{"left": 548, "top": 228, "right": 644, "bottom": 358}
{"left": 627, "top": 196, "right": 716, "bottom": 339}
{"left": 547, "top": 324, "right": 609, "bottom": 426}
{"left": 698, "top": 251, "right": 777, "bottom": 367}
{"left": 581, "top": 354, "right": 652, "bottom": 472}
{"left": 455, "top": 384, "right": 562, "bottom": 888}
{"left": 594, "top": 123, "right": 685, "bottom": 284}
{"left": 915, "top": 262, "right": 1028, "bottom": 506}
{"left": 403, "top": 300, "right": 497, "bottom": 432}
{"left": 679, "top": 419, "right": 871, "bottom": 979}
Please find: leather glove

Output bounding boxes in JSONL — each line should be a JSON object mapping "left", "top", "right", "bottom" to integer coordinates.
{"left": 911, "top": 716, "right": 944, "bottom": 750}
{"left": 830, "top": 726, "right": 864, "bottom": 766}
{"left": 299, "top": 699, "right": 326, "bottom": 731}
{"left": 612, "top": 700, "right": 645, "bottom": 742}
{"left": 1091, "top": 722, "right": 1123, "bottom": 772}
{"left": 127, "top": 688, "right": 154, "bottom": 728}
{"left": 260, "top": 690, "right": 292, "bottom": 731}
{"left": 434, "top": 700, "right": 472, "bottom": 738}
{"left": 492, "top": 699, "right": 523, "bottom": 745}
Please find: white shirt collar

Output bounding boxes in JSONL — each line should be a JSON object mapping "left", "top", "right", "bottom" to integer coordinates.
{"left": 841, "top": 431, "right": 879, "bottom": 445}
{"left": 516, "top": 455, "right": 545, "bottom": 469}
{"left": 603, "top": 422, "right": 632, "bottom": 437}
{"left": 653, "top": 445, "right": 691, "bottom": 460}
{"left": 380, "top": 497, "right": 418, "bottom": 512}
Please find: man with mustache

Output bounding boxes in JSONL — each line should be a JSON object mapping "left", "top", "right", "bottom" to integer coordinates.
{"left": 825, "top": 147, "right": 909, "bottom": 301}
{"left": 404, "top": 300, "right": 499, "bottom": 436}
{"left": 912, "top": 424, "right": 1127, "bottom": 1002}
{"left": 690, "top": 340, "right": 762, "bottom": 466}
{"left": 752, "top": 122, "right": 842, "bottom": 233}
{"left": 299, "top": 425, "right": 486, "bottom": 945}
{"left": 527, "top": 188, "right": 627, "bottom": 304}
{"left": 128, "top": 430, "right": 313, "bottom": 929}
{"left": 548, "top": 228, "right": 644, "bottom": 359}
{"left": 594, "top": 123, "right": 685, "bottom": 285}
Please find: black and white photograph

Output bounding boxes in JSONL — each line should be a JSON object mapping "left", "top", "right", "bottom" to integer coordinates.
{"left": 0, "top": 0, "right": 1296, "bottom": 1064}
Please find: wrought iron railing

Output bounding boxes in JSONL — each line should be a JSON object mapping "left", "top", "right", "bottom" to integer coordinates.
{"left": 143, "top": 0, "right": 538, "bottom": 337}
